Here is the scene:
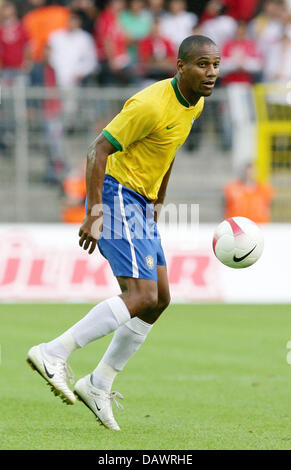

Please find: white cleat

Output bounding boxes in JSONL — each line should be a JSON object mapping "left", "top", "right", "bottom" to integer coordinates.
{"left": 74, "top": 374, "right": 124, "bottom": 431}
{"left": 26, "top": 344, "right": 76, "bottom": 405}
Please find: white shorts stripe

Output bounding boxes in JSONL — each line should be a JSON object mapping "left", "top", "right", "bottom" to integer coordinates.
{"left": 118, "top": 184, "right": 139, "bottom": 278}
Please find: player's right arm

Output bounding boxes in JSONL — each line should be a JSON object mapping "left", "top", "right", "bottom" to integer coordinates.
{"left": 79, "top": 133, "right": 115, "bottom": 255}
{"left": 79, "top": 98, "right": 160, "bottom": 253}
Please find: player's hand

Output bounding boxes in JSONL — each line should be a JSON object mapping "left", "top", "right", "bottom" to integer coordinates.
{"left": 79, "top": 214, "right": 103, "bottom": 254}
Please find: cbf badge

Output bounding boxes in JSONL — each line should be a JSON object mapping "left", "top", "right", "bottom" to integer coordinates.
{"left": 145, "top": 255, "right": 154, "bottom": 270}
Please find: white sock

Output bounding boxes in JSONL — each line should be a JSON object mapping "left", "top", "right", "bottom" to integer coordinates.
{"left": 44, "top": 296, "right": 131, "bottom": 361}
{"left": 45, "top": 330, "right": 78, "bottom": 361}
{"left": 91, "top": 316, "right": 153, "bottom": 392}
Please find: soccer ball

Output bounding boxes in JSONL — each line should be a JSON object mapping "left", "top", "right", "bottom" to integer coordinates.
{"left": 212, "top": 217, "right": 264, "bottom": 269}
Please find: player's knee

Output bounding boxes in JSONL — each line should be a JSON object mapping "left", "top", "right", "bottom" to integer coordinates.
{"left": 139, "top": 290, "right": 158, "bottom": 313}
{"left": 157, "top": 292, "right": 171, "bottom": 313}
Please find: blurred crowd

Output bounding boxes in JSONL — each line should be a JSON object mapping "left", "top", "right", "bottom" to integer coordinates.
{"left": 1, "top": 0, "right": 291, "bottom": 88}
{"left": 0, "top": 0, "right": 282, "bottom": 222}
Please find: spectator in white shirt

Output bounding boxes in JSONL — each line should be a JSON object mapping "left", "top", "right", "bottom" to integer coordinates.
{"left": 248, "top": 0, "right": 285, "bottom": 60}
{"left": 264, "top": 24, "right": 291, "bottom": 83}
{"left": 48, "top": 11, "right": 98, "bottom": 87}
{"left": 160, "top": 0, "right": 198, "bottom": 52}
{"left": 200, "top": 12, "right": 237, "bottom": 49}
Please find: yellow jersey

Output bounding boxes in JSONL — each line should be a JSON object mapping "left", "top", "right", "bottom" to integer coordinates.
{"left": 102, "top": 76, "right": 204, "bottom": 201}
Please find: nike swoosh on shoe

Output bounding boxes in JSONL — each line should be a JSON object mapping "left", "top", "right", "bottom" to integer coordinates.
{"left": 43, "top": 361, "right": 55, "bottom": 378}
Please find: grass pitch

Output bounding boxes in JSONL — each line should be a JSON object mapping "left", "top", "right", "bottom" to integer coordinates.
{"left": 0, "top": 303, "right": 290, "bottom": 450}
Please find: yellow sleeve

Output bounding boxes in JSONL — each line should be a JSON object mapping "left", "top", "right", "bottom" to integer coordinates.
{"left": 102, "top": 98, "right": 161, "bottom": 152}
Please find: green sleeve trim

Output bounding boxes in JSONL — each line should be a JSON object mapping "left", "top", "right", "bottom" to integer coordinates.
{"left": 102, "top": 130, "right": 123, "bottom": 152}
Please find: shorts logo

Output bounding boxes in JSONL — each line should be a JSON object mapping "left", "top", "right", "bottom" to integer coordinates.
{"left": 145, "top": 255, "right": 154, "bottom": 270}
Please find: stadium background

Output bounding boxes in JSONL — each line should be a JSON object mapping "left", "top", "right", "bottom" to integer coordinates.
{"left": 0, "top": 0, "right": 291, "bottom": 450}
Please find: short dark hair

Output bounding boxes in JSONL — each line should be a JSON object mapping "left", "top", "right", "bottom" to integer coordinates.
{"left": 178, "top": 35, "right": 217, "bottom": 62}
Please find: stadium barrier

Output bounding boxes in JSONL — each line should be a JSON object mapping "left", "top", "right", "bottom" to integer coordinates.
{"left": 0, "top": 83, "right": 237, "bottom": 223}
{"left": 254, "top": 83, "right": 291, "bottom": 222}
{"left": 0, "top": 223, "right": 289, "bottom": 303}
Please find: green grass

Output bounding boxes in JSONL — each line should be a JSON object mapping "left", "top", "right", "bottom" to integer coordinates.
{"left": 0, "top": 303, "right": 290, "bottom": 450}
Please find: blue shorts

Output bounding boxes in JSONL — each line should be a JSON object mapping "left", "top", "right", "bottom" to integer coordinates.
{"left": 86, "top": 174, "right": 166, "bottom": 281}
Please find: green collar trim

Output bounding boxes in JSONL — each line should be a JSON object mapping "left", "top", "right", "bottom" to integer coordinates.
{"left": 171, "top": 76, "right": 190, "bottom": 108}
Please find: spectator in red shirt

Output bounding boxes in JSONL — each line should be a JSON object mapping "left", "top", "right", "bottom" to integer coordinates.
{"left": 29, "top": 45, "right": 67, "bottom": 184}
{"left": 223, "top": 0, "right": 261, "bottom": 22}
{"left": 94, "top": 0, "right": 135, "bottom": 85}
{"left": 0, "top": 1, "right": 31, "bottom": 84}
{"left": 221, "top": 20, "right": 263, "bottom": 85}
{"left": 138, "top": 17, "right": 176, "bottom": 81}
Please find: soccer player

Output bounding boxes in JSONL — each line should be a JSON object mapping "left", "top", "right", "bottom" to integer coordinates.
{"left": 27, "top": 35, "right": 220, "bottom": 431}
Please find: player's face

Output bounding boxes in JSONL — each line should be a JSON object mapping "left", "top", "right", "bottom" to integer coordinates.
{"left": 178, "top": 44, "right": 220, "bottom": 98}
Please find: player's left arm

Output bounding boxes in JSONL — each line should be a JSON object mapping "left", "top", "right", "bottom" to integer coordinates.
{"left": 154, "top": 158, "right": 175, "bottom": 222}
